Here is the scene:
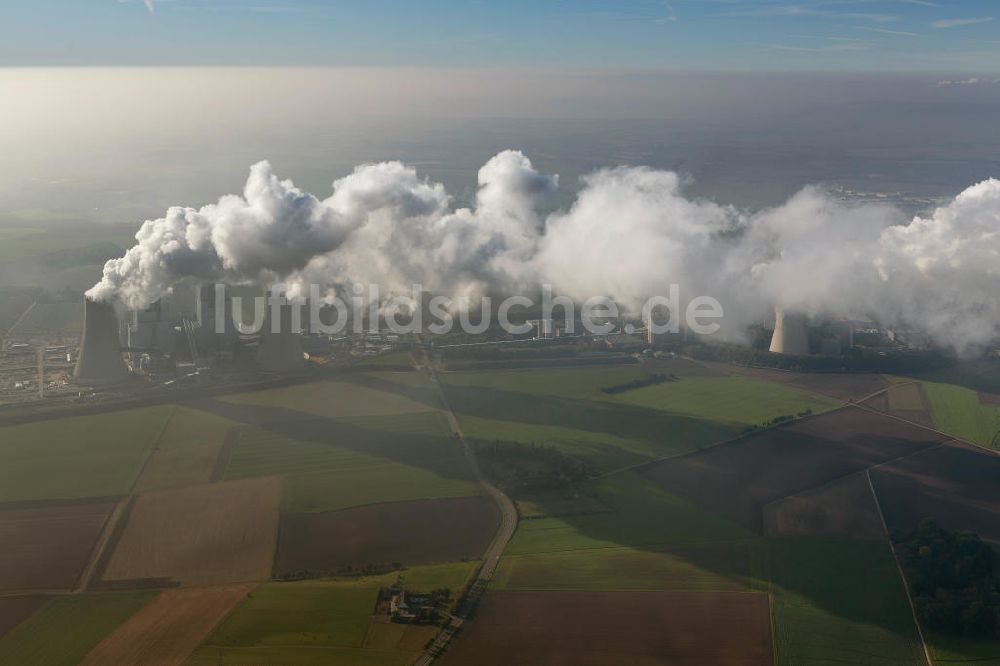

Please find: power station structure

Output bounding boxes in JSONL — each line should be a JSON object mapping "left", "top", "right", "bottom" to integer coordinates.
{"left": 769, "top": 306, "right": 810, "bottom": 356}
{"left": 74, "top": 298, "right": 129, "bottom": 385}
{"left": 256, "top": 300, "right": 306, "bottom": 373}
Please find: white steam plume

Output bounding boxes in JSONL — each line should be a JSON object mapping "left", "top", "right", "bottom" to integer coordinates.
{"left": 88, "top": 151, "right": 1000, "bottom": 356}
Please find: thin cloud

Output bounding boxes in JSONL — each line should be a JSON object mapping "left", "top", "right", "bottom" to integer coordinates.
{"left": 931, "top": 17, "right": 993, "bottom": 29}
{"left": 858, "top": 26, "right": 921, "bottom": 37}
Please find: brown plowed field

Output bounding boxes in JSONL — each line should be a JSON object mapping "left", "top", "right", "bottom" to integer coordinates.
{"left": 0, "top": 498, "right": 118, "bottom": 591}
{"left": 871, "top": 441, "right": 1000, "bottom": 547}
{"left": 763, "top": 472, "right": 883, "bottom": 539}
{"left": 274, "top": 496, "right": 498, "bottom": 577}
{"left": 644, "top": 407, "right": 947, "bottom": 531}
{"left": 439, "top": 590, "right": 773, "bottom": 666}
{"left": 714, "top": 364, "right": 887, "bottom": 402}
{"left": 980, "top": 391, "right": 1000, "bottom": 406}
{"left": 863, "top": 383, "right": 933, "bottom": 427}
{"left": 101, "top": 477, "right": 282, "bottom": 587}
{"left": 79, "top": 584, "right": 254, "bottom": 666}
{"left": 0, "top": 597, "right": 46, "bottom": 639}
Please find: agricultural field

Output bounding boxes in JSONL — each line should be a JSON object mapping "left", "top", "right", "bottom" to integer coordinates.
{"left": 7, "top": 300, "right": 83, "bottom": 336}
{"left": 441, "top": 365, "right": 838, "bottom": 473}
{"left": 921, "top": 381, "right": 1000, "bottom": 448}
{"left": 101, "top": 476, "right": 282, "bottom": 587}
{"left": 769, "top": 536, "right": 925, "bottom": 666}
{"left": 274, "top": 496, "right": 498, "bottom": 577}
{"left": 0, "top": 591, "right": 156, "bottom": 666}
{"left": 0, "top": 597, "right": 46, "bottom": 639}
{"left": 718, "top": 364, "right": 889, "bottom": 402}
{"left": 439, "top": 590, "right": 774, "bottom": 666}
{"left": 134, "top": 405, "right": 240, "bottom": 492}
{"left": 0, "top": 497, "right": 118, "bottom": 592}
{"left": 870, "top": 441, "right": 1000, "bottom": 547}
{"left": 187, "top": 563, "right": 475, "bottom": 666}
{"left": 506, "top": 471, "right": 752, "bottom": 556}
{"left": 221, "top": 410, "right": 461, "bottom": 479}
{"left": 763, "top": 472, "right": 884, "bottom": 539}
{"left": 78, "top": 584, "right": 254, "bottom": 666}
{"left": 644, "top": 407, "right": 948, "bottom": 531}
{"left": 0, "top": 405, "right": 172, "bottom": 502}
{"left": 0, "top": 288, "right": 36, "bottom": 333}
{"left": 494, "top": 540, "right": 768, "bottom": 593}
{"left": 220, "top": 373, "right": 438, "bottom": 421}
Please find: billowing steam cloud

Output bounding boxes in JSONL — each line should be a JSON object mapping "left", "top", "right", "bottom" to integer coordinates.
{"left": 88, "top": 150, "right": 1000, "bottom": 356}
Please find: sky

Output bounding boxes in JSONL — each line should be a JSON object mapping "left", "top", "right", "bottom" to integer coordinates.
{"left": 1, "top": 0, "right": 999, "bottom": 71}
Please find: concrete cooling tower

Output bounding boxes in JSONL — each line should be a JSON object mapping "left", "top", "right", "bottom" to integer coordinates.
{"left": 769, "top": 306, "right": 810, "bottom": 356}
{"left": 256, "top": 302, "right": 305, "bottom": 373}
{"left": 74, "top": 298, "right": 129, "bottom": 385}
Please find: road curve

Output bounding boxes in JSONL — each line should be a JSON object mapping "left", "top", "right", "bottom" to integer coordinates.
{"left": 413, "top": 357, "right": 518, "bottom": 666}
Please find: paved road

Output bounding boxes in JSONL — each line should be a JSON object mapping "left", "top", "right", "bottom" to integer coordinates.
{"left": 413, "top": 356, "right": 518, "bottom": 666}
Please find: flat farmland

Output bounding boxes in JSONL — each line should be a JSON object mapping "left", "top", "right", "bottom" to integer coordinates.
{"left": 78, "top": 584, "right": 254, "bottom": 666}
{"left": 438, "top": 590, "right": 774, "bottom": 666}
{"left": 0, "top": 406, "right": 171, "bottom": 502}
{"left": 220, "top": 373, "right": 438, "bottom": 422}
{"left": 716, "top": 364, "right": 888, "bottom": 402}
{"left": 922, "top": 381, "right": 1000, "bottom": 448}
{"left": 101, "top": 476, "right": 282, "bottom": 587}
{"left": 0, "top": 592, "right": 155, "bottom": 666}
{"left": 188, "top": 563, "right": 475, "bottom": 666}
{"left": 0, "top": 497, "right": 117, "bottom": 592}
{"left": 222, "top": 411, "right": 462, "bottom": 480}
{"left": 870, "top": 441, "right": 1000, "bottom": 546}
{"left": 0, "top": 597, "right": 45, "bottom": 639}
{"left": 494, "top": 540, "right": 768, "bottom": 593}
{"left": 643, "top": 407, "right": 948, "bottom": 531}
{"left": 442, "top": 367, "right": 838, "bottom": 474}
{"left": 770, "top": 536, "right": 925, "bottom": 665}
{"left": 506, "top": 472, "right": 751, "bottom": 556}
{"left": 134, "top": 405, "right": 239, "bottom": 492}
{"left": 763, "top": 472, "right": 884, "bottom": 540}
{"left": 7, "top": 300, "right": 82, "bottom": 335}
{"left": 274, "top": 496, "right": 498, "bottom": 577}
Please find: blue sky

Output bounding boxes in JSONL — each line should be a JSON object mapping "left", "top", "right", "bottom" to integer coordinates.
{"left": 1, "top": 0, "right": 998, "bottom": 71}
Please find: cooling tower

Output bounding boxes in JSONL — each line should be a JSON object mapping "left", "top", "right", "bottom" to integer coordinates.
{"left": 74, "top": 298, "right": 129, "bottom": 385}
{"left": 769, "top": 306, "right": 810, "bottom": 356}
{"left": 256, "top": 302, "right": 305, "bottom": 373}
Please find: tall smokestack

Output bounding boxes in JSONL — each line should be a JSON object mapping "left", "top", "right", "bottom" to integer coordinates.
{"left": 256, "top": 301, "right": 305, "bottom": 373}
{"left": 769, "top": 305, "right": 810, "bottom": 355}
{"left": 74, "top": 298, "right": 129, "bottom": 385}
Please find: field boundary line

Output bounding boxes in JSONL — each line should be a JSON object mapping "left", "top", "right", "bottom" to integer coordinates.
{"left": 759, "top": 440, "right": 950, "bottom": 517}
{"left": 855, "top": 401, "right": 1000, "bottom": 458}
{"left": 599, "top": 404, "right": 855, "bottom": 480}
{"left": 866, "top": 469, "right": 932, "bottom": 666}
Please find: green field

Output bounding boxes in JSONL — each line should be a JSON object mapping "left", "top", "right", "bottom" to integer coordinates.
{"left": 285, "top": 460, "right": 479, "bottom": 513}
{"left": 506, "top": 471, "right": 753, "bottom": 555}
{"left": 495, "top": 540, "right": 768, "bottom": 592}
{"left": 223, "top": 410, "right": 464, "bottom": 480}
{"left": 134, "top": 406, "right": 240, "bottom": 492}
{"left": 442, "top": 367, "right": 839, "bottom": 473}
{"left": 922, "top": 381, "right": 1000, "bottom": 448}
{"left": 0, "top": 592, "right": 155, "bottom": 666}
{"left": 769, "top": 536, "right": 925, "bottom": 666}
{"left": 0, "top": 406, "right": 172, "bottom": 501}
{"left": 187, "top": 563, "right": 475, "bottom": 666}
{"left": 926, "top": 631, "right": 1000, "bottom": 663}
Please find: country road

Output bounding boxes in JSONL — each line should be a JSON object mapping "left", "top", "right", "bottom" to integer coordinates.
{"left": 413, "top": 354, "right": 519, "bottom": 666}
